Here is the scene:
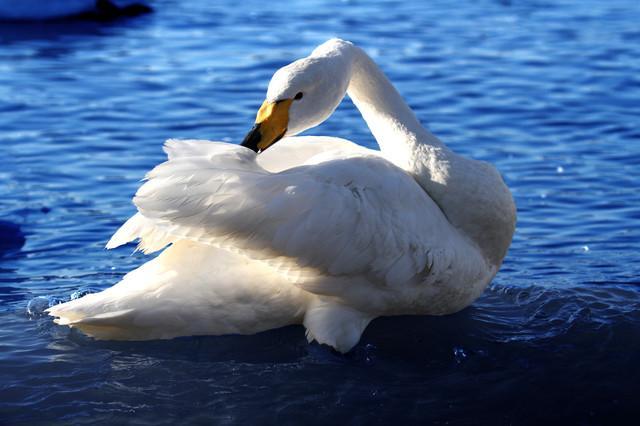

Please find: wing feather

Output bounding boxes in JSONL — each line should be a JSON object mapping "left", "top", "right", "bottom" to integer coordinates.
{"left": 108, "top": 138, "right": 484, "bottom": 291}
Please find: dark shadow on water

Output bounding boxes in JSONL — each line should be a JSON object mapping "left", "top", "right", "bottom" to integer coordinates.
{"left": 0, "top": 221, "right": 25, "bottom": 258}
{"left": 57, "top": 309, "right": 482, "bottom": 366}
{"left": 42, "top": 301, "right": 640, "bottom": 423}
{"left": 0, "top": 5, "right": 152, "bottom": 45}
{"left": 0, "top": 222, "right": 27, "bottom": 305}
{"left": 78, "top": 325, "right": 312, "bottom": 364}
{"left": 0, "top": 20, "right": 104, "bottom": 44}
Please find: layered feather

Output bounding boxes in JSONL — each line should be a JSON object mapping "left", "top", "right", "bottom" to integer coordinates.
{"left": 107, "top": 138, "right": 487, "bottom": 297}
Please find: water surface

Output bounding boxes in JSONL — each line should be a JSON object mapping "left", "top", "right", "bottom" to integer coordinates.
{"left": 1, "top": 0, "right": 639, "bottom": 424}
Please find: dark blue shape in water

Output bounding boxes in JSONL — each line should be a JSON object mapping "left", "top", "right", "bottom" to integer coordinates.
{"left": 0, "top": 221, "right": 25, "bottom": 258}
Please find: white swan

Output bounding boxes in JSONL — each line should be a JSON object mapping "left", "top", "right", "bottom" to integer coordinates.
{"left": 0, "top": 0, "right": 149, "bottom": 20}
{"left": 48, "top": 39, "right": 516, "bottom": 353}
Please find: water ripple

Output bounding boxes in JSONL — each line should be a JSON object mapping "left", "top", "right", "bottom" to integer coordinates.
{"left": 1, "top": 0, "right": 640, "bottom": 423}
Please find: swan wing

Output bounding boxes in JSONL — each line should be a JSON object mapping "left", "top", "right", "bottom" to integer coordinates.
{"left": 258, "top": 135, "right": 375, "bottom": 172}
{"left": 108, "top": 139, "right": 482, "bottom": 292}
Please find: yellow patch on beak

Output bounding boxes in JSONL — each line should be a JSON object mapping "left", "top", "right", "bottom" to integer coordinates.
{"left": 254, "top": 99, "right": 292, "bottom": 151}
{"left": 240, "top": 98, "right": 294, "bottom": 153}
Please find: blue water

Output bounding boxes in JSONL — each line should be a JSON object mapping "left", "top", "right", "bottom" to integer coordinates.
{"left": 1, "top": 0, "right": 639, "bottom": 423}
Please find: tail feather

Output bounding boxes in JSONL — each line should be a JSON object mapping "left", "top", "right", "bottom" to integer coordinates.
{"left": 106, "top": 213, "right": 175, "bottom": 254}
{"left": 51, "top": 308, "right": 135, "bottom": 326}
{"left": 47, "top": 300, "right": 145, "bottom": 339}
{"left": 48, "top": 240, "right": 311, "bottom": 342}
{"left": 106, "top": 213, "right": 145, "bottom": 249}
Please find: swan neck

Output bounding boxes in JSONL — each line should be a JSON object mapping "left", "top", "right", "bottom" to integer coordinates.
{"left": 345, "top": 46, "right": 446, "bottom": 169}
{"left": 338, "top": 43, "right": 515, "bottom": 267}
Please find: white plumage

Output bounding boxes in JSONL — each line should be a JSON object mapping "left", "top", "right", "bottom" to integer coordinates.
{"left": 48, "top": 39, "right": 516, "bottom": 352}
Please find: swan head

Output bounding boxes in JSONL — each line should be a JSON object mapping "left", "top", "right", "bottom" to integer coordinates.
{"left": 241, "top": 40, "right": 353, "bottom": 152}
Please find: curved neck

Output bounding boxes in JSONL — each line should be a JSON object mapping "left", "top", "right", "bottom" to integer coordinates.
{"left": 345, "top": 45, "right": 448, "bottom": 171}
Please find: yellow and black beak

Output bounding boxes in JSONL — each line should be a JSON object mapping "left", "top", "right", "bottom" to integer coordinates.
{"left": 241, "top": 98, "right": 293, "bottom": 153}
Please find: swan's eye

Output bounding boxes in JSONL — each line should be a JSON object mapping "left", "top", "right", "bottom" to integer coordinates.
{"left": 294, "top": 92, "right": 303, "bottom": 100}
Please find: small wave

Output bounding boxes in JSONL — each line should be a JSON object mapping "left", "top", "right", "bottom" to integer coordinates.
{"left": 472, "top": 283, "right": 640, "bottom": 345}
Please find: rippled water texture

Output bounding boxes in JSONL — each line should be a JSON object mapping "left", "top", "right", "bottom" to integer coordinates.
{"left": 1, "top": 0, "right": 639, "bottom": 424}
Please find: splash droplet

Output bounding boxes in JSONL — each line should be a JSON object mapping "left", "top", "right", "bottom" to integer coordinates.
{"left": 70, "top": 287, "right": 99, "bottom": 300}
{"left": 453, "top": 347, "right": 468, "bottom": 364}
{"left": 26, "top": 297, "right": 50, "bottom": 317}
